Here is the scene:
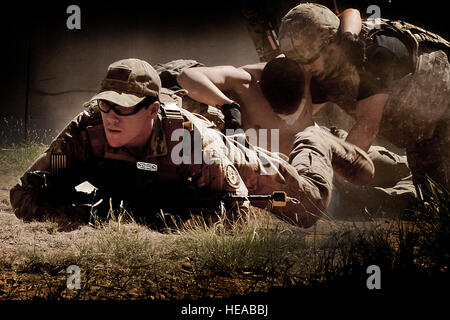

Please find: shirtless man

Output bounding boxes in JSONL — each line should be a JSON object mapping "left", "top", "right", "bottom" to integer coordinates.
{"left": 176, "top": 7, "right": 363, "bottom": 155}
{"left": 177, "top": 58, "right": 312, "bottom": 155}
{"left": 178, "top": 57, "right": 415, "bottom": 218}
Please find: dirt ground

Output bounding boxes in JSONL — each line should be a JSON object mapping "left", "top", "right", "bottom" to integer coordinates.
{"left": 0, "top": 169, "right": 400, "bottom": 301}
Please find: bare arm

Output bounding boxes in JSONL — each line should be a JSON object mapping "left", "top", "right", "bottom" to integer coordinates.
{"left": 338, "top": 8, "right": 362, "bottom": 35}
{"left": 345, "top": 93, "right": 388, "bottom": 152}
{"left": 177, "top": 66, "right": 252, "bottom": 107}
{"left": 240, "top": 62, "right": 266, "bottom": 81}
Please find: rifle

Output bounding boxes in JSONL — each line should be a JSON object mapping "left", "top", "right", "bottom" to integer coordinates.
{"left": 201, "top": 191, "right": 300, "bottom": 207}
{"left": 26, "top": 170, "right": 300, "bottom": 216}
{"left": 26, "top": 170, "right": 96, "bottom": 205}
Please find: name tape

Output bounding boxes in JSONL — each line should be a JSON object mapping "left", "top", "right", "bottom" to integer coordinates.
{"left": 136, "top": 161, "right": 158, "bottom": 172}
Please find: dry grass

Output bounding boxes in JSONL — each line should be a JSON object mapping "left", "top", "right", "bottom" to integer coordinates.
{"left": 0, "top": 137, "right": 448, "bottom": 301}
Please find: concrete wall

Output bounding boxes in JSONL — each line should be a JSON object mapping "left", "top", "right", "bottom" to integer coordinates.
{"left": 1, "top": 2, "right": 259, "bottom": 138}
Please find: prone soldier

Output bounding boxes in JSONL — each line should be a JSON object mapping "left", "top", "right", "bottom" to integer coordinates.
{"left": 10, "top": 58, "right": 374, "bottom": 229}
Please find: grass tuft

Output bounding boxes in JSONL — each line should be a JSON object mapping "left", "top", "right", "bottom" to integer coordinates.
{"left": 179, "top": 208, "right": 308, "bottom": 280}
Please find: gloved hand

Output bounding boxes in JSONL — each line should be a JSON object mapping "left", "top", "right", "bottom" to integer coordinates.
{"left": 338, "top": 32, "right": 365, "bottom": 68}
{"left": 221, "top": 102, "right": 242, "bottom": 133}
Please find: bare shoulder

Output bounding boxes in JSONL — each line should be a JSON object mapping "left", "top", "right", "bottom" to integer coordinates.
{"left": 240, "top": 62, "right": 267, "bottom": 81}
{"left": 178, "top": 65, "right": 252, "bottom": 92}
{"left": 208, "top": 65, "right": 253, "bottom": 83}
{"left": 212, "top": 65, "right": 253, "bottom": 90}
{"left": 223, "top": 65, "right": 253, "bottom": 83}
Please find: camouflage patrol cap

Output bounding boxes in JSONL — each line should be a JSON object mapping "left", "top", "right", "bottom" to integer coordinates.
{"left": 278, "top": 3, "right": 340, "bottom": 64}
{"left": 86, "top": 58, "right": 161, "bottom": 107}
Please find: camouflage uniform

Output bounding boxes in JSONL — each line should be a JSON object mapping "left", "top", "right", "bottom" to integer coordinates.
{"left": 319, "top": 126, "right": 416, "bottom": 218}
{"left": 153, "top": 59, "right": 225, "bottom": 130}
{"left": 10, "top": 99, "right": 349, "bottom": 228}
{"left": 10, "top": 58, "right": 374, "bottom": 229}
{"left": 279, "top": 4, "right": 450, "bottom": 190}
{"left": 157, "top": 58, "right": 413, "bottom": 218}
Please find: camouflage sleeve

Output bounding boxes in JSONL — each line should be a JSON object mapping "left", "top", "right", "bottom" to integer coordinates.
{"left": 182, "top": 111, "right": 287, "bottom": 197}
{"left": 9, "top": 111, "right": 93, "bottom": 223}
{"left": 177, "top": 121, "right": 251, "bottom": 218}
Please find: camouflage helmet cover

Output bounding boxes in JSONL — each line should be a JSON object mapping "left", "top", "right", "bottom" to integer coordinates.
{"left": 279, "top": 3, "right": 340, "bottom": 64}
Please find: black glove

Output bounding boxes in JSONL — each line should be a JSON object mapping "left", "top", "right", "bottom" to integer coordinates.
{"left": 221, "top": 102, "right": 242, "bottom": 133}
{"left": 338, "top": 32, "right": 365, "bottom": 68}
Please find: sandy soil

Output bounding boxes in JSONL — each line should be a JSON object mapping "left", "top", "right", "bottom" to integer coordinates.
{"left": 0, "top": 170, "right": 398, "bottom": 301}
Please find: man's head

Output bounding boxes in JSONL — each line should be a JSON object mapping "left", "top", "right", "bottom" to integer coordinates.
{"left": 278, "top": 3, "right": 342, "bottom": 80}
{"left": 260, "top": 57, "right": 306, "bottom": 121}
{"left": 86, "top": 58, "right": 161, "bottom": 149}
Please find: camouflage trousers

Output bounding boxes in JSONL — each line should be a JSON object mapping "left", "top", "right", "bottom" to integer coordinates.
{"left": 198, "top": 119, "right": 413, "bottom": 221}
{"left": 323, "top": 127, "right": 416, "bottom": 218}
{"left": 381, "top": 50, "right": 450, "bottom": 191}
{"left": 330, "top": 145, "right": 416, "bottom": 218}
{"left": 232, "top": 125, "right": 334, "bottom": 228}
{"left": 189, "top": 115, "right": 335, "bottom": 228}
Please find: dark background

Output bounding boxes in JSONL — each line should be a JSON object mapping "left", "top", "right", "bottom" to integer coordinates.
{"left": 0, "top": 0, "right": 447, "bottom": 143}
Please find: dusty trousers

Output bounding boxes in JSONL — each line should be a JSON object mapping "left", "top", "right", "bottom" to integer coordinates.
{"left": 198, "top": 124, "right": 335, "bottom": 228}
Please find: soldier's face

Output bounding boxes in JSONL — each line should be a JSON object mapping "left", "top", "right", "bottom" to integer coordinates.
{"left": 101, "top": 101, "right": 160, "bottom": 149}
{"left": 303, "top": 44, "right": 341, "bottom": 81}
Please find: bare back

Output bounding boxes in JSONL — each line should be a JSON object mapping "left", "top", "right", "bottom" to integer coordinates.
{"left": 177, "top": 63, "right": 314, "bottom": 155}
{"left": 228, "top": 63, "right": 314, "bottom": 155}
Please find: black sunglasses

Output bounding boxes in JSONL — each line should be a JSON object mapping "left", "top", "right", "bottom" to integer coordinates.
{"left": 98, "top": 96, "right": 158, "bottom": 116}
{"left": 98, "top": 100, "right": 148, "bottom": 116}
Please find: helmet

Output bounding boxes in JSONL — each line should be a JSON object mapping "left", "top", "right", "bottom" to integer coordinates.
{"left": 278, "top": 3, "right": 340, "bottom": 64}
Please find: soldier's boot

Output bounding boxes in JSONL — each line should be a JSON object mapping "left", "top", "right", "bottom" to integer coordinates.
{"left": 317, "top": 128, "right": 375, "bottom": 186}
